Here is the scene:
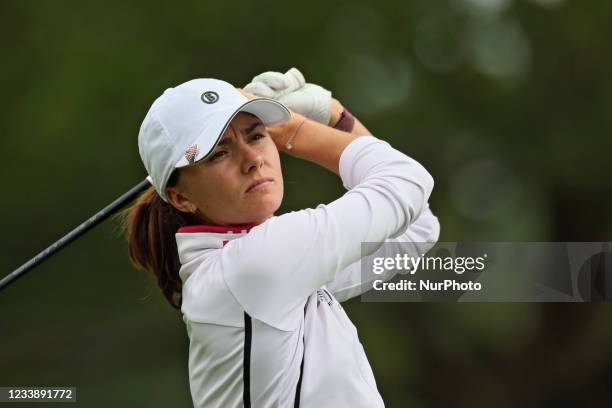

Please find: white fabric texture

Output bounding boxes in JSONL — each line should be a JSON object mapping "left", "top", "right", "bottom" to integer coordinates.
{"left": 176, "top": 135, "right": 439, "bottom": 407}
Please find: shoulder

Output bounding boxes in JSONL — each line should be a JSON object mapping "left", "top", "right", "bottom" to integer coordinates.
{"left": 180, "top": 251, "right": 245, "bottom": 327}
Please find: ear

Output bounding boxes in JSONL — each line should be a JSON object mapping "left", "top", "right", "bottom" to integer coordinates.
{"left": 166, "top": 186, "right": 198, "bottom": 215}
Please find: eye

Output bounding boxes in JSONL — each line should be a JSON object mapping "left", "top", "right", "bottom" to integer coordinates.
{"left": 250, "top": 133, "right": 265, "bottom": 142}
{"left": 209, "top": 150, "right": 227, "bottom": 161}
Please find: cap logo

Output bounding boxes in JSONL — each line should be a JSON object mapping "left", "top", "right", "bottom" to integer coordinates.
{"left": 184, "top": 144, "right": 200, "bottom": 165}
{"left": 201, "top": 91, "right": 219, "bottom": 104}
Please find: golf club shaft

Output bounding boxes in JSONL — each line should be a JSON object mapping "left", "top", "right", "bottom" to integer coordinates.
{"left": 0, "top": 177, "right": 152, "bottom": 292}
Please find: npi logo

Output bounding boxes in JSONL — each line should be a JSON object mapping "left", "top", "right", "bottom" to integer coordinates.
{"left": 201, "top": 91, "right": 219, "bottom": 104}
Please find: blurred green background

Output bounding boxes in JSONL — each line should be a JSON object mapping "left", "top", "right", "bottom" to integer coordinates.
{"left": 1, "top": 0, "right": 612, "bottom": 406}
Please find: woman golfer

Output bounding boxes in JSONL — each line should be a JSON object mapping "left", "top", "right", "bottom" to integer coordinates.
{"left": 123, "top": 68, "right": 439, "bottom": 407}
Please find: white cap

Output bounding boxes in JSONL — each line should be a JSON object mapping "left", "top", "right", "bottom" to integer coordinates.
{"left": 138, "top": 78, "right": 291, "bottom": 202}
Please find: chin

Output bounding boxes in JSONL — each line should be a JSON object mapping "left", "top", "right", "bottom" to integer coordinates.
{"left": 243, "top": 196, "right": 282, "bottom": 224}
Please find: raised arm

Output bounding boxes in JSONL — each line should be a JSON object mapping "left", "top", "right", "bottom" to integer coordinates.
{"left": 267, "top": 112, "right": 360, "bottom": 175}
{"left": 216, "top": 118, "right": 434, "bottom": 330}
{"left": 325, "top": 205, "right": 440, "bottom": 303}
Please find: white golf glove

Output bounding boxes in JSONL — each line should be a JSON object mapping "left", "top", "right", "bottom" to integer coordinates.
{"left": 244, "top": 67, "right": 332, "bottom": 125}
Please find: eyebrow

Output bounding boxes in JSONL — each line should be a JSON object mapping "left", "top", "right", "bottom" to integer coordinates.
{"left": 241, "top": 122, "right": 264, "bottom": 133}
{"left": 217, "top": 122, "right": 264, "bottom": 146}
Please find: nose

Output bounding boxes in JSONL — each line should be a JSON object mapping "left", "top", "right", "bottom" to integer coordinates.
{"left": 240, "top": 143, "right": 264, "bottom": 174}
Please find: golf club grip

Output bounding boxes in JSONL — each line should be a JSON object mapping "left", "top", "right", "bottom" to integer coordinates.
{"left": 0, "top": 177, "right": 153, "bottom": 292}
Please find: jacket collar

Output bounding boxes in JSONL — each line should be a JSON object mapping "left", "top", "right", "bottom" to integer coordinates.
{"left": 175, "top": 223, "right": 258, "bottom": 267}
{"left": 177, "top": 224, "right": 257, "bottom": 234}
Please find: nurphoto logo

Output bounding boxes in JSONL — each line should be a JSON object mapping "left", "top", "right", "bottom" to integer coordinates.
{"left": 360, "top": 242, "right": 612, "bottom": 302}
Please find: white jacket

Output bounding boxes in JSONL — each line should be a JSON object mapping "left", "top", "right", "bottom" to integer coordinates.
{"left": 176, "top": 136, "right": 440, "bottom": 407}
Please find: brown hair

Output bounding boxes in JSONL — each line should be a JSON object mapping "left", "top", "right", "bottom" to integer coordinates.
{"left": 117, "top": 170, "right": 198, "bottom": 309}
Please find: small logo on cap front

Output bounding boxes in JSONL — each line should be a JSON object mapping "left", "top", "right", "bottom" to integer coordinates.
{"left": 201, "top": 91, "right": 219, "bottom": 104}
{"left": 185, "top": 144, "right": 200, "bottom": 165}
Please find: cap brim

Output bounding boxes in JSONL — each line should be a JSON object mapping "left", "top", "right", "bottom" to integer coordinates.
{"left": 239, "top": 98, "right": 291, "bottom": 127}
{"left": 174, "top": 98, "right": 291, "bottom": 168}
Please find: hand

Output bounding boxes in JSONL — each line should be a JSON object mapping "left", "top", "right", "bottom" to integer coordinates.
{"left": 236, "top": 88, "right": 257, "bottom": 100}
{"left": 244, "top": 68, "right": 336, "bottom": 126}
{"left": 266, "top": 112, "right": 308, "bottom": 153}
{"left": 246, "top": 67, "right": 305, "bottom": 98}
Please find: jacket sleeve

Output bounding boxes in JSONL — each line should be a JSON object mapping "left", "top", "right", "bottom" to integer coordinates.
{"left": 324, "top": 204, "right": 440, "bottom": 303}
{"left": 219, "top": 136, "right": 435, "bottom": 331}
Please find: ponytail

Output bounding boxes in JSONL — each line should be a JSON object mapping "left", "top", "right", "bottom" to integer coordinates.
{"left": 117, "top": 171, "right": 196, "bottom": 309}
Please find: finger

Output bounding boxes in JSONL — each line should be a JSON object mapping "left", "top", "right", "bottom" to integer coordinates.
{"left": 278, "top": 90, "right": 314, "bottom": 112}
{"left": 251, "top": 71, "right": 289, "bottom": 91}
{"left": 237, "top": 88, "right": 257, "bottom": 100}
{"left": 243, "top": 81, "right": 277, "bottom": 98}
{"left": 285, "top": 68, "right": 306, "bottom": 89}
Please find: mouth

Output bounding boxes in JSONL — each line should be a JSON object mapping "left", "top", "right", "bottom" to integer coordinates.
{"left": 246, "top": 178, "right": 274, "bottom": 194}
